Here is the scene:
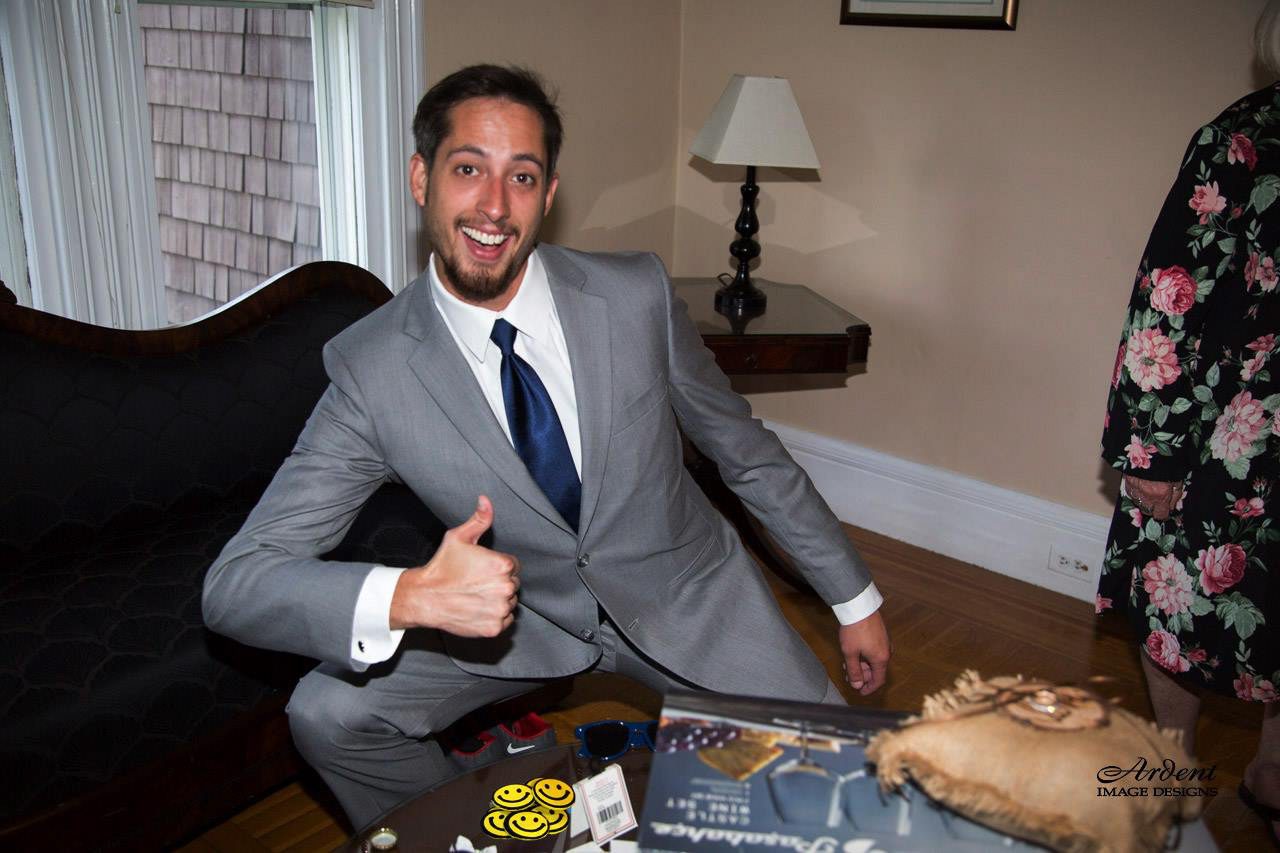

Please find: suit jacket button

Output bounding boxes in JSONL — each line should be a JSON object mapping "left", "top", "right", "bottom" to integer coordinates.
{"left": 576, "top": 554, "right": 590, "bottom": 568}
{"left": 580, "top": 628, "right": 595, "bottom": 641}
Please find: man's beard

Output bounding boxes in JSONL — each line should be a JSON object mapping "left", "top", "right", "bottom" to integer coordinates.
{"left": 437, "top": 243, "right": 527, "bottom": 302}
{"left": 428, "top": 216, "right": 537, "bottom": 303}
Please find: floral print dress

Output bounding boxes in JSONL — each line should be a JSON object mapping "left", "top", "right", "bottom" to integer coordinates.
{"left": 1100, "top": 82, "right": 1280, "bottom": 703}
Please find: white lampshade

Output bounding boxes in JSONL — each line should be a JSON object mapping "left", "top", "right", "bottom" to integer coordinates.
{"left": 689, "top": 75, "right": 820, "bottom": 170}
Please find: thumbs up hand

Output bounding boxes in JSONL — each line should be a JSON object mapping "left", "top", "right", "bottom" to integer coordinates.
{"left": 389, "top": 496, "right": 521, "bottom": 636}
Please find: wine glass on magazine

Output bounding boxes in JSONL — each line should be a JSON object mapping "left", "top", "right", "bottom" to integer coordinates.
{"left": 766, "top": 722, "right": 841, "bottom": 826}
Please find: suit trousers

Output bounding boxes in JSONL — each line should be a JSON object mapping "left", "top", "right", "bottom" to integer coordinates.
{"left": 286, "top": 617, "right": 845, "bottom": 829}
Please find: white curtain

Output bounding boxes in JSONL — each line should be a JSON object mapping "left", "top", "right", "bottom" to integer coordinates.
{"left": 0, "top": 0, "right": 165, "bottom": 329}
{"left": 0, "top": 41, "right": 29, "bottom": 306}
{"left": 313, "top": 0, "right": 425, "bottom": 292}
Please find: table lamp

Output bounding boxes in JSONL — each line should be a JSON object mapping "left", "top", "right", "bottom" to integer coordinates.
{"left": 689, "top": 75, "right": 820, "bottom": 315}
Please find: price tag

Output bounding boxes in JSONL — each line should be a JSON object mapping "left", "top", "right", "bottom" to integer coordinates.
{"left": 573, "top": 763, "right": 638, "bottom": 846}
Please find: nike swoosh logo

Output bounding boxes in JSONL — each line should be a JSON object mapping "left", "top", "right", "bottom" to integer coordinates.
{"left": 507, "top": 743, "right": 538, "bottom": 754}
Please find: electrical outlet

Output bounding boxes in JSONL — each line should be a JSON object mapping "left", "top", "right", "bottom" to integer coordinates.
{"left": 1047, "top": 545, "right": 1096, "bottom": 582}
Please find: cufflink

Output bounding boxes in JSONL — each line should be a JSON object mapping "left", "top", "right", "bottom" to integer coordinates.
{"left": 358, "top": 640, "right": 366, "bottom": 653}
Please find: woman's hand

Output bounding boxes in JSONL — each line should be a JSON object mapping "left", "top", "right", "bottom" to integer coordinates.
{"left": 1123, "top": 475, "right": 1184, "bottom": 521}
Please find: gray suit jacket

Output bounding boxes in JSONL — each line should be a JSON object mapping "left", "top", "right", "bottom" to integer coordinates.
{"left": 203, "top": 246, "right": 872, "bottom": 702}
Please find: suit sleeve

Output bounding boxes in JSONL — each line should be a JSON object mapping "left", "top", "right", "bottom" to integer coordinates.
{"left": 653, "top": 254, "right": 874, "bottom": 607}
{"left": 202, "top": 341, "right": 392, "bottom": 667}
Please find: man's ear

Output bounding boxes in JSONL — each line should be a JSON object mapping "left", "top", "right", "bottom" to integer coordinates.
{"left": 409, "top": 153, "right": 428, "bottom": 207}
{"left": 543, "top": 172, "right": 559, "bottom": 217}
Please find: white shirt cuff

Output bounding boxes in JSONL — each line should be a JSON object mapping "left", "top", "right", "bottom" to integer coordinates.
{"left": 351, "top": 565, "right": 407, "bottom": 668}
{"left": 831, "top": 582, "right": 884, "bottom": 626}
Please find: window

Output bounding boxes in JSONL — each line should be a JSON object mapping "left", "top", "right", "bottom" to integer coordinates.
{"left": 141, "top": 4, "right": 324, "bottom": 322}
{"left": 0, "top": 0, "right": 423, "bottom": 329}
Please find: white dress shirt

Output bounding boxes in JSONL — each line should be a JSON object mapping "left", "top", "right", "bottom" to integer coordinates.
{"left": 348, "top": 249, "right": 880, "bottom": 667}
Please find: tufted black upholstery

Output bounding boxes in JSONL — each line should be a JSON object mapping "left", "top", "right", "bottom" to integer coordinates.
{"left": 0, "top": 265, "right": 446, "bottom": 833}
{"left": 0, "top": 284, "right": 362, "bottom": 552}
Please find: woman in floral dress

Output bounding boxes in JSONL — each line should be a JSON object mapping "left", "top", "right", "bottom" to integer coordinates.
{"left": 1100, "top": 75, "right": 1280, "bottom": 835}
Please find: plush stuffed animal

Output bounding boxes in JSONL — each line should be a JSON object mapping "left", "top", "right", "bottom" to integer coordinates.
{"left": 866, "top": 671, "right": 1205, "bottom": 853}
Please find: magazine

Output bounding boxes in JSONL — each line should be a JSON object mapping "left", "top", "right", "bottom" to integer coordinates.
{"left": 637, "top": 689, "right": 1047, "bottom": 852}
{"left": 636, "top": 690, "right": 1220, "bottom": 853}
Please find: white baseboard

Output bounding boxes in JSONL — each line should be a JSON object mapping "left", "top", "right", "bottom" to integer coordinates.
{"left": 765, "top": 421, "right": 1112, "bottom": 603}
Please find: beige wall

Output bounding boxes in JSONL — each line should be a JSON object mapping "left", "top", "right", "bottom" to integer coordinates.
{"left": 426, "top": 0, "right": 1269, "bottom": 516}
{"left": 425, "top": 0, "right": 682, "bottom": 262}
{"left": 675, "top": 0, "right": 1269, "bottom": 515}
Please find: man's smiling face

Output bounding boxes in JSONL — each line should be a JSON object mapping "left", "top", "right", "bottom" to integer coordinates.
{"left": 410, "top": 96, "right": 558, "bottom": 307}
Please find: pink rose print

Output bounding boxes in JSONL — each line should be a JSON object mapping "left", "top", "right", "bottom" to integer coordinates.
{"left": 1235, "top": 674, "right": 1278, "bottom": 701}
{"left": 1188, "top": 181, "right": 1227, "bottom": 223}
{"left": 1248, "top": 334, "right": 1276, "bottom": 353}
{"left": 1142, "top": 554, "right": 1195, "bottom": 615}
{"left": 1149, "top": 266, "right": 1197, "bottom": 315}
{"left": 1230, "top": 496, "right": 1265, "bottom": 518}
{"left": 1124, "top": 328, "right": 1181, "bottom": 391}
{"left": 1103, "top": 87, "right": 1280, "bottom": 706}
{"left": 1260, "top": 257, "right": 1278, "bottom": 292}
{"left": 1228, "top": 132, "right": 1258, "bottom": 170}
{"left": 1241, "top": 351, "right": 1268, "bottom": 381}
{"left": 1196, "top": 543, "right": 1247, "bottom": 594}
{"left": 1125, "top": 435, "right": 1156, "bottom": 469}
{"left": 1210, "top": 390, "right": 1268, "bottom": 463}
{"left": 1146, "top": 629, "right": 1191, "bottom": 673}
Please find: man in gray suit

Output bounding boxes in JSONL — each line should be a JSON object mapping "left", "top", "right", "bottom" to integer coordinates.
{"left": 203, "top": 64, "right": 890, "bottom": 828}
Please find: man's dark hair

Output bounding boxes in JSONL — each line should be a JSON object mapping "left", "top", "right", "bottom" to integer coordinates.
{"left": 412, "top": 64, "right": 564, "bottom": 176}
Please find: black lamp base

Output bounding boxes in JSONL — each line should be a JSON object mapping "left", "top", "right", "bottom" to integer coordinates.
{"left": 715, "top": 283, "right": 767, "bottom": 315}
{"left": 717, "top": 164, "right": 767, "bottom": 317}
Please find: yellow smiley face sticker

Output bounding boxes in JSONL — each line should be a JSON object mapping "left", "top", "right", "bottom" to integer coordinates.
{"left": 492, "top": 783, "right": 535, "bottom": 810}
{"left": 482, "top": 809, "right": 513, "bottom": 838}
{"left": 506, "top": 810, "right": 549, "bottom": 840}
{"left": 533, "top": 777, "right": 575, "bottom": 809}
{"left": 534, "top": 804, "right": 569, "bottom": 834}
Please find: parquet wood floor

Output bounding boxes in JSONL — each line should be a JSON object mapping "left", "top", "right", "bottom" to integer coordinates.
{"left": 177, "top": 525, "right": 1273, "bottom": 851}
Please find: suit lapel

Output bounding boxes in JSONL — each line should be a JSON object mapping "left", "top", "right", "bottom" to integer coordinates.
{"left": 542, "top": 249, "right": 612, "bottom": 539}
{"left": 403, "top": 273, "right": 575, "bottom": 536}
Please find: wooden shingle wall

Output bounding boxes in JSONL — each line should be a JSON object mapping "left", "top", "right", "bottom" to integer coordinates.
{"left": 140, "top": 4, "right": 323, "bottom": 324}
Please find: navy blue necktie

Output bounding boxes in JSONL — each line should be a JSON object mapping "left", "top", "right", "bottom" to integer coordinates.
{"left": 490, "top": 318, "right": 580, "bottom": 532}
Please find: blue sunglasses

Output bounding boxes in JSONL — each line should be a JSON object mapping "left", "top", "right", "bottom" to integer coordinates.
{"left": 574, "top": 720, "right": 658, "bottom": 760}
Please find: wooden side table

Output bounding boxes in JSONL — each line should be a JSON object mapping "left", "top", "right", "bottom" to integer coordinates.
{"left": 675, "top": 277, "right": 870, "bottom": 373}
{"left": 675, "top": 277, "right": 870, "bottom": 585}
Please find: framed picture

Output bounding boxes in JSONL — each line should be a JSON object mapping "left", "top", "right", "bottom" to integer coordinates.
{"left": 840, "top": 0, "right": 1018, "bottom": 30}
